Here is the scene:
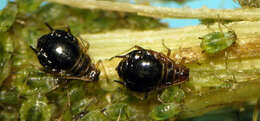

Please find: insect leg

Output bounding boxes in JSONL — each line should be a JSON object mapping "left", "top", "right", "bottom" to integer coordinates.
{"left": 77, "top": 35, "right": 90, "bottom": 53}
{"left": 253, "top": 98, "right": 260, "bottom": 121}
{"left": 63, "top": 76, "right": 94, "bottom": 82}
{"left": 161, "top": 39, "right": 171, "bottom": 57}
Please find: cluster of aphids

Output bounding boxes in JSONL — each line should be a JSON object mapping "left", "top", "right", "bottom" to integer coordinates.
{"left": 31, "top": 23, "right": 190, "bottom": 93}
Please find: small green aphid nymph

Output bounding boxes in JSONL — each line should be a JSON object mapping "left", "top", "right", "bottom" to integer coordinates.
{"left": 199, "top": 30, "right": 237, "bottom": 54}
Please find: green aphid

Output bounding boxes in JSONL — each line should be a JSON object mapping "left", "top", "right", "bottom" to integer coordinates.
{"left": 0, "top": 88, "right": 21, "bottom": 105}
{"left": 150, "top": 103, "right": 181, "bottom": 121}
{"left": 199, "top": 31, "right": 237, "bottom": 54}
{"left": 25, "top": 70, "right": 59, "bottom": 94}
{"left": 17, "top": 0, "right": 42, "bottom": 13}
{"left": 103, "top": 103, "right": 129, "bottom": 121}
{"left": 0, "top": 111, "right": 19, "bottom": 121}
{"left": 71, "top": 98, "right": 92, "bottom": 116}
{"left": 0, "top": 32, "right": 13, "bottom": 86}
{"left": 0, "top": 2, "right": 17, "bottom": 32}
{"left": 78, "top": 110, "right": 109, "bottom": 121}
{"left": 19, "top": 95, "right": 51, "bottom": 121}
{"left": 159, "top": 86, "right": 185, "bottom": 103}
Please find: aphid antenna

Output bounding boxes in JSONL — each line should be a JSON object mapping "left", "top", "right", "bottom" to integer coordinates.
{"left": 108, "top": 45, "right": 146, "bottom": 61}
{"left": 46, "top": 84, "right": 60, "bottom": 95}
{"left": 114, "top": 80, "right": 126, "bottom": 86}
{"left": 44, "top": 23, "right": 54, "bottom": 31}
{"left": 73, "top": 97, "right": 97, "bottom": 120}
{"left": 78, "top": 35, "right": 90, "bottom": 52}
{"left": 216, "top": 14, "right": 224, "bottom": 33}
{"left": 96, "top": 60, "right": 110, "bottom": 83}
{"left": 107, "top": 55, "right": 127, "bottom": 61}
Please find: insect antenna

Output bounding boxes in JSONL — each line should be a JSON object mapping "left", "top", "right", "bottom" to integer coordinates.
{"left": 30, "top": 46, "right": 38, "bottom": 53}
{"left": 65, "top": 25, "right": 71, "bottom": 33}
{"left": 44, "top": 23, "right": 54, "bottom": 31}
{"left": 114, "top": 80, "right": 126, "bottom": 86}
{"left": 161, "top": 39, "right": 171, "bottom": 57}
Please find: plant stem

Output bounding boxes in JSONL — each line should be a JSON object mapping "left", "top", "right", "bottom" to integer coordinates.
{"left": 47, "top": 0, "right": 260, "bottom": 20}
{"left": 81, "top": 21, "right": 260, "bottom": 118}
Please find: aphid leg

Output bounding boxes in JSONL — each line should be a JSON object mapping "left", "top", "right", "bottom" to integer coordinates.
{"left": 66, "top": 89, "right": 71, "bottom": 108}
{"left": 235, "top": 110, "right": 241, "bottom": 121}
{"left": 144, "top": 92, "right": 148, "bottom": 99}
{"left": 161, "top": 39, "right": 171, "bottom": 57}
{"left": 116, "top": 108, "right": 122, "bottom": 121}
{"left": 17, "top": 71, "right": 31, "bottom": 97}
{"left": 101, "top": 108, "right": 106, "bottom": 113}
{"left": 217, "top": 14, "right": 224, "bottom": 33}
{"left": 44, "top": 23, "right": 54, "bottom": 31}
{"left": 46, "top": 84, "right": 60, "bottom": 95}
{"left": 63, "top": 76, "right": 93, "bottom": 82}
{"left": 96, "top": 60, "right": 110, "bottom": 83}
{"left": 157, "top": 94, "right": 165, "bottom": 103}
{"left": 73, "top": 98, "right": 97, "bottom": 120}
{"left": 253, "top": 98, "right": 260, "bottom": 121}
{"left": 224, "top": 51, "right": 229, "bottom": 70}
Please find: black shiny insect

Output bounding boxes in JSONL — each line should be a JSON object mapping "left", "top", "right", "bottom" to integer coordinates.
{"left": 30, "top": 24, "right": 100, "bottom": 82}
{"left": 115, "top": 46, "right": 189, "bottom": 92}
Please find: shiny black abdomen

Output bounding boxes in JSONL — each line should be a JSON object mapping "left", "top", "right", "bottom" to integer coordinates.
{"left": 32, "top": 28, "right": 100, "bottom": 82}
{"left": 117, "top": 50, "right": 163, "bottom": 92}
{"left": 116, "top": 48, "right": 189, "bottom": 92}
{"left": 37, "top": 30, "right": 81, "bottom": 71}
